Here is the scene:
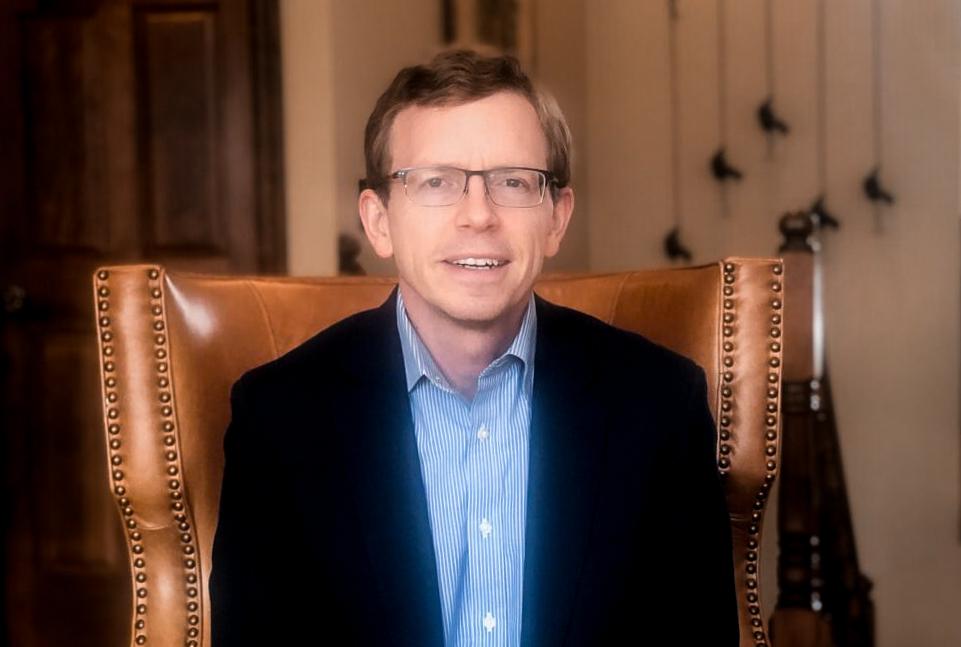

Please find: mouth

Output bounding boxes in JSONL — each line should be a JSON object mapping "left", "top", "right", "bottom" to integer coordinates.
{"left": 444, "top": 257, "right": 510, "bottom": 271}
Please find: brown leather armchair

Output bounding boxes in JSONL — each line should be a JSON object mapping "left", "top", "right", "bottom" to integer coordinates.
{"left": 93, "top": 258, "right": 783, "bottom": 647}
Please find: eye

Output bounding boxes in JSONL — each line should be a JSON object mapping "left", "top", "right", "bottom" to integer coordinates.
{"left": 412, "top": 169, "right": 459, "bottom": 191}
{"left": 492, "top": 171, "right": 536, "bottom": 192}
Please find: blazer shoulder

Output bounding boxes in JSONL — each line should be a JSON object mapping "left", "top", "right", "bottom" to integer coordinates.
{"left": 233, "top": 303, "right": 391, "bottom": 399}
{"left": 538, "top": 297, "right": 703, "bottom": 382}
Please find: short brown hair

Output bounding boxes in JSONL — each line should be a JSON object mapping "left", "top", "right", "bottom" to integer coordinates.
{"left": 363, "top": 49, "right": 572, "bottom": 202}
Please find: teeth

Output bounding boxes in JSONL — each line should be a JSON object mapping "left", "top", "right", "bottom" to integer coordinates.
{"left": 451, "top": 257, "right": 505, "bottom": 269}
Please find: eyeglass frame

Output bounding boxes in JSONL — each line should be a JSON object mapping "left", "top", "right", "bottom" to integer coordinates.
{"left": 387, "top": 165, "right": 559, "bottom": 208}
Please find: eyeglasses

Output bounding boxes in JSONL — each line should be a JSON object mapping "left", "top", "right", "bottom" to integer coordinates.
{"left": 389, "top": 166, "right": 556, "bottom": 208}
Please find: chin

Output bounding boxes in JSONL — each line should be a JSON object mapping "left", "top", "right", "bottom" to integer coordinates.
{"left": 434, "top": 294, "right": 516, "bottom": 327}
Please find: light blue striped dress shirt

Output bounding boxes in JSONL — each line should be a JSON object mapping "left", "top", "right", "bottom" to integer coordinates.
{"left": 396, "top": 292, "right": 536, "bottom": 647}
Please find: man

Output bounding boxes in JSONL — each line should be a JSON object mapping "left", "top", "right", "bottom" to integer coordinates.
{"left": 211, "top": 50, "right": 737, "bottom": 646}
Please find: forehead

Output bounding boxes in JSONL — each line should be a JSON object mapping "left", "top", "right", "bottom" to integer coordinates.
{"left": 388, "top": 91, "right": 548, "bottom": 169}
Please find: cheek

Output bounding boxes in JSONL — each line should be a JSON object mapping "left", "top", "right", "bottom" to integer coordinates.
{"left": 388, "top": 215, "right": 436, "bottom": 268}
{"left": 514, "top": 219, "right": 552, "bottom": 262}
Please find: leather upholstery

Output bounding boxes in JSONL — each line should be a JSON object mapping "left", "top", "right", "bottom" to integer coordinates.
{"left": 93, "top": 258, "right": 783, "bottom": 647}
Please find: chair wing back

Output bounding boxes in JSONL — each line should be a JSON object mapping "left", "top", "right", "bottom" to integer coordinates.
{"left": 93, "top": 258, "right": 783, "bottom": 647}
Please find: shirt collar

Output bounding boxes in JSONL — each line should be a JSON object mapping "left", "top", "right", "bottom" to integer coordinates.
{"left": 395, "top": 290, "right": 537, "bottom": 396}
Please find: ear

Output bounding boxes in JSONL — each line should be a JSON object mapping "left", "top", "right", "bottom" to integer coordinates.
{"left": 543, "top": 186, "right": 574, "bottom": 258}
{"left": 358, "top": 188, "right": 394, "bottom": 258}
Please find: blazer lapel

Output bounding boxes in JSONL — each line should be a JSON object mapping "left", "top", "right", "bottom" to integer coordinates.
{"left": 340, "top": 292, "right": 445, "bottom": 646}
{"left": 521, "top": 298, "right": 611, "bottom": 647}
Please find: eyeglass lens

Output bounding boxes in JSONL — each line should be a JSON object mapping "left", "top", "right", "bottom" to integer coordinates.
{"left": 403, "top": 167, "right": 547, "bottom": 207}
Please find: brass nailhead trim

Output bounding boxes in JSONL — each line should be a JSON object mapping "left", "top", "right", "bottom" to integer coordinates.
{"left": 146, "top": 268, "right": 203, "bottom": 643}
{"left": 743, "top": 262, "right": 784, "bottom": 647}
{"left": 762, "top": 265, "right": 783, "bottom": 473}
{"left": 718, "top": 262, "right": 737, "bottom": 475}
{"left": 714, "top": 262, "right": 784, "bottom": 647}
{"left": 97, "top": 269, "right": 151, "bottom": 647}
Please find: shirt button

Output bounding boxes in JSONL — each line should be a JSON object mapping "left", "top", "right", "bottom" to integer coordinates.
{"left": 477, "top": 424, "right": 489, "bottom": 441}
{"left": 479, "top": 517, "right": 493, "bottom": 539}
{"left": 483, "top": 611, "right": 496, "bottom": 632}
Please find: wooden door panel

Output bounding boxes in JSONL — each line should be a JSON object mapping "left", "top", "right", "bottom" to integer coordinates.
{"left": 18, "top": 1, "right": 138, "bottom": 265}
{"left": 34, "top": 331, "right": 123, "bottom": 568}
{"left": 3, "top": 320, "right": 130, "bottom": 647}
{"left": 137, "top": 8, "right": 225, "bottom": 252}
{"left": 1, "top": 1, "right": 285, "bottom": 644}
{"left": 22, "top": 15, "right": 109, "bottom": 252}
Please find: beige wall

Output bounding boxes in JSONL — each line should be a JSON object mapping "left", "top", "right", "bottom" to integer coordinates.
{"left": 330, "top": 0, "right": 443, "bottom": 276}
{"left": 531, "top": 0, "right": 589, "bottom": 272}
{"left": 281, "top": 0, "right": 338, "bottom": 275}
{"left": 281, "top": 1, "right": 961, "bottom": 643}
{"left": 281, "top": 0, "right": 441, "bottom": 277}
{"left": 584, "top": 1, "right": 961, "bottom": 645}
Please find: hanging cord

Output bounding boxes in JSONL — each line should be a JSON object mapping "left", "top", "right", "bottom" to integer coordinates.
{"left": 816, "top": 0, "right": 828, "bottom": 200}
{"left": 664, "top": 0, "right": 692, "bottom": 261}
{"left": 758, "top": 0, "right": 790, "bottom": 149}
{"left": 764, "top": 0, "right": 775, "bottom": 109}
{"left": 809, "top": 0, "right": 839, "bottom": 229}
{"left": 871, "top": 0, "right": 883, "bottom": 178}
{"left": 710, "top": 0, "right": 743, "bottom": 215}
{"left": 716, "top": 0, "right": 728, "bottom": 152}
{"left": 864, "top": 0, "right": 895, "bottom": 231}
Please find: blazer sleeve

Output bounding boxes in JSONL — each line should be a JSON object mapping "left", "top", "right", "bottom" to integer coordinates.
{"left": 679, "top": 366, "right": 740, "bottom": 646}
{"left": 210, "top": 376, "right": 280, "bottom": 645}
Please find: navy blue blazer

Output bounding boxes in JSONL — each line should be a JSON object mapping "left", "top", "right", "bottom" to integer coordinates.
{"left": 210, "top": 291, "right": 738, "bottom": 646}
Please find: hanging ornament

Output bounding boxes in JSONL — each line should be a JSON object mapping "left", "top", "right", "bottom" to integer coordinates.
{"left": 863, "top": 168, "right": 894, "bottom": 204}
{"left": 758, "top": 98, "right": 790, "bottom": 135}
{"left": 810, "top": 196, "right": 840, "bottom": 231}
{"left": 662, "top": 0, "right": 695, "bottom": 262}
{"left": 664, "top": 227, "right": 693, "bottom": 262}
{"left": 711, "top": 148, "right": 743, "bottom": 181}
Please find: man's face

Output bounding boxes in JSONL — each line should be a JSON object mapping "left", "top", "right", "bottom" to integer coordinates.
{"left": 359, "top": 91, "right": 573, "bottom": 328}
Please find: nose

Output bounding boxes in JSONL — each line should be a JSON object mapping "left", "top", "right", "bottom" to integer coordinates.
{"left": 454, "top": 174, "right": 498, "bottom": 231}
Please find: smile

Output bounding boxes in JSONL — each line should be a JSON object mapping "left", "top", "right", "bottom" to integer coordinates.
{"left": 446, "top": 257, "right": 509, "bottom": 270}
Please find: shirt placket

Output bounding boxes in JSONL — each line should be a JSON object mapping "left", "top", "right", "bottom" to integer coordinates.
{"left": 463, "top": 364, "right": 511, "bottom": 646}
{"left": 414, "top": 382, "right": 470, "bottom": 644}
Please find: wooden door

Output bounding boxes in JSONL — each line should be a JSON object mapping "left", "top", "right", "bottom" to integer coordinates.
{"left": 0, "top": 1, "right": 284, "bottom": 644}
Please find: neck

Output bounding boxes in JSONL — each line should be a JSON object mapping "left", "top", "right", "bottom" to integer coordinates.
{"left": 399, "top": 284, "right": 528, "bottom": 399}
